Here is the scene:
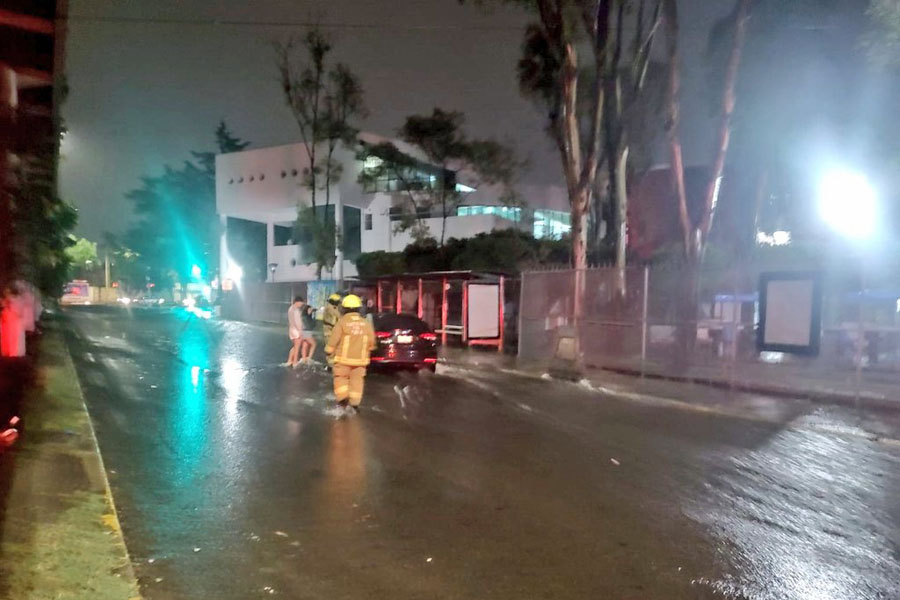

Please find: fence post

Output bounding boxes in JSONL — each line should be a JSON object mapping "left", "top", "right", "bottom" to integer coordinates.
{"left": 641, "top": 266, "right": 649, "bottom": 376}
{"left": 517, "top": 272, "right": 525, "bottom": 359}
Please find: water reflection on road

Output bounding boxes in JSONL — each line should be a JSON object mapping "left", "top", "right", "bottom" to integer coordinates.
{"left": 62, "top": 307, "right": 900, "bottom": 600}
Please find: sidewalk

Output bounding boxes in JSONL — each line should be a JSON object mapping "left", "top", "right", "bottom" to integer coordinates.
{"left": 438, "top": 346, "right": 900, "bottom": 413}
{"left": 0, "top": 324, "right": 140, "bottom": 600}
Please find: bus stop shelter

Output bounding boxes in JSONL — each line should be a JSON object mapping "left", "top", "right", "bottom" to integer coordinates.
{"left": 364, "top": 271, "right": 507, "bottom": 352}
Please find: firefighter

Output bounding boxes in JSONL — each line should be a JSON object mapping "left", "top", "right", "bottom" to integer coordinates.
{"left": 323, "top": 293, "right": 342, "bottom": 339}
{"left": 322, "top": 293, "right": 342, "bottom": 368}
{"left": 324, "top": 294, "right": 376, "bottom": 413}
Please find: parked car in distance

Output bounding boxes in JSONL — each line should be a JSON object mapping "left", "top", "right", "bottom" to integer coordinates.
{"left": 60, "top": 280, "right": 91, "bottom": 305}
{"left": 370, "top": 313, "right": 438, "bottom": 371}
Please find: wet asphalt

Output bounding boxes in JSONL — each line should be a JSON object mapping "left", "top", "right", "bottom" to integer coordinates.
{"left": 61, "top": 306, "right": 900, "bottom": 600}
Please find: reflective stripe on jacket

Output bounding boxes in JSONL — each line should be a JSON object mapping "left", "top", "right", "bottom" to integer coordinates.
{"left": 325, "top": 313, "right": 376, "bottom": 367}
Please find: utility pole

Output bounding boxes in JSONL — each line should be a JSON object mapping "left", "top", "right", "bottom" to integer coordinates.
{"left": 104, "top": 252, "right": 111, "bottom": 288}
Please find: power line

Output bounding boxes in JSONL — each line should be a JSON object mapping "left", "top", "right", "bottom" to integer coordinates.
{"left": 62, "top": 14, "right": 529, "bottom": 33}
{"left": 60, "top": 13, "right": 834, "bottom": 33}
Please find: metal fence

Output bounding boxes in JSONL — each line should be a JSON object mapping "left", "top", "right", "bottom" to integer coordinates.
{"left": 519, "top": 266, "right": 900, "bottom": 395}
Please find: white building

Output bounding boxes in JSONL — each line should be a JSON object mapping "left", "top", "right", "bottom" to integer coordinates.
{"left": 215, "top": 133, "right": 570, "bottom": 283}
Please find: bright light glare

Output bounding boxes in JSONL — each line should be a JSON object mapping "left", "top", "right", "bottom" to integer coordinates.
{"left": 818, "top": 169, "right": 877, "bottom": 239}
{"left": 772, "top": 230, "right": 790, "bottom": 246}
{"left": 226, "top": 264, "right": 243, "bottom": 282}
{"left": 191, "top": 264, "right": 202, "bottom": 279}
{"left": 756, "top": 230, "right": 791, "bottom": 246}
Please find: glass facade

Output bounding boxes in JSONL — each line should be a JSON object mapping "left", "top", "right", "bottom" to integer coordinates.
{"left": 455, "top": 205, "right": 572, "bottom": 239}
{"left": 361, "top": 155, "right": 454, "bottom": 194}
{"left": 532, "top": 209, "right": 571, "bottom": 240}
{"left": 457, "top": 205, "right": 523, "bottom": 221}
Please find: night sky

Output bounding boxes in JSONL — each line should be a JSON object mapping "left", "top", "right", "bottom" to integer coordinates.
{"left": 60, "top": 0, "right": 727, "bottom": 239}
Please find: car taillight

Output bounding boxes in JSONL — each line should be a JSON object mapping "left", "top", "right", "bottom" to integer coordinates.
{"left": 376, "top": 331, "right": 391, "bottom": 339}
{"left": 420, "top": 332, "right": 437, "bottom": 341}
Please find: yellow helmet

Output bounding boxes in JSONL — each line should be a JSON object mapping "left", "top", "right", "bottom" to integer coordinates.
{"left": 341, "top": 294, "right": 362, "bottom": 309}
{"left": 328, "top": 293, "right": 342, "bottom": 304}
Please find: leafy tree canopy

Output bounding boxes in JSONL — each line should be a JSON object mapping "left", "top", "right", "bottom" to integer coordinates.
{"left": 122, "top": 121, "right": 249, "bottom": 289}
{"left": 355, "top": 229, "right": 569, "bottom": 278}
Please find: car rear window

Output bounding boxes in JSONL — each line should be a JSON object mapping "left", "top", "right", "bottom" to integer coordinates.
{"left": 374, "top": 313, "right": 430, "bottom": 334}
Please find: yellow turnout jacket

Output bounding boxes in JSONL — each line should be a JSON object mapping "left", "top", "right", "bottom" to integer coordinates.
{"left": 325, "top": 312, "right": 377, "bottom": 367}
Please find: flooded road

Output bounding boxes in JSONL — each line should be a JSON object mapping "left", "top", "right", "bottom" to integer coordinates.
{"left": 63, "top": 306, "right": 900, "bottom": 599}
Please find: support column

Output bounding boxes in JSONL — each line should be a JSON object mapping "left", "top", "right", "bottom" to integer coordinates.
{"left": 335, "top": 192, "right": 344, "bottom": 286}
{"left": 219, "top": 215, "right": 229, "bottom": 283}
{"left": 498, "top": 276, "right": 505, "bottom": 353}
{"left": 441, "top": 277, "right": 448, "bottom": 345}
{"left": 462, "top": 282, "right": 469, "bottom": 345}
{"left": 417, "top": 278, "right": 423, "bottom": 320}
{"left": 376, "top": 280, "right": 383, "bottom": 313}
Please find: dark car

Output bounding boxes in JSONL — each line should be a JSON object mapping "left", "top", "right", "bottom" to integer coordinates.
{"left": 370, "top": 313, "right": 438, "bottom": 371}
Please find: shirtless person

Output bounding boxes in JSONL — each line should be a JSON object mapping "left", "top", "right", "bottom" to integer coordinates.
{"left": 286, "top": 296, "right": 306, "bottom": 367}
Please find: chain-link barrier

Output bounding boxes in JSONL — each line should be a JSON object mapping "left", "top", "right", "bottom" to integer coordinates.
{"left": 519, "top": 266, "right": 900, "bottom": 395}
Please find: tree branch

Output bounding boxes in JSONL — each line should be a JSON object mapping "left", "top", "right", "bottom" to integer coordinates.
{"left": 698, "top": 0, "right": 751, "bottom": 242}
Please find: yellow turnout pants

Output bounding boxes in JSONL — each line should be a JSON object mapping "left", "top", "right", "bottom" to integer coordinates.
{"left": 333, "top": 364, "right": 367, "bottom": 406}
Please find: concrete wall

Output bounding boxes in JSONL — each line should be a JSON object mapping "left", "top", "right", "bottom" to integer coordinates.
{"left": 216, "top": 141, "right": 371, "bottom": 223}
{"left": 221, "top": 281, "right": 307, "bottom": 324}
{"left": 216, "top": 138, "right": 568, "bottom": 283}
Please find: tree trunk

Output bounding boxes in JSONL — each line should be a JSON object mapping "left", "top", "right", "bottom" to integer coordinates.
{"left": 588, "top": 167, "right": 609, "bottom": 262}
{"left": 699, "top": 0, "right": 751, "bottom": 253}
{"left": 571, "top": 187, "right": 589, "bottom": 271}
{"left": 664, "top": 0, "right": 697, "bottom": 364}
{"left": 662, "top": 0, "right": 691, "bottom": 255}
{"left": 439, "top": 185, "right": 447, "bottom": 248}
{"left": 613, "top": 146, "right": 629, "bottom": 296}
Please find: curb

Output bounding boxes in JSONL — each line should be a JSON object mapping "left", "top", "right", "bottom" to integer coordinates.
{"left": 439, "top": 357, "right": 899, "bottom": 413}
{"left": 0, "top": 326, "right": 142, "bottom": 600}
{"left": 438, "top": 358, "right": 900, "bottom": 446}
{"left": 597, "top": 365, "right": 898, "bottom": 413}
{"left": 73, "top": 351, "right": 143, "bottom": 599}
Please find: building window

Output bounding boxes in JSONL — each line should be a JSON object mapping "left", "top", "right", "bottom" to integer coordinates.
{"left": 274, "top": 224, "right": 294, "bottom": 246}
{"left": 533, "top": 209, "right": 571, "bottom": 240}
{"left": 359, "top": 150, "right": 454, "bottom": 195}
{"left": 457, "top": 205, "right": 522, "bottom": 222}
{"left": 343, "top": 206, "right": 362, "bottom": 260}
{"left": 365, "top": 213, "right": 373, "bottom": 231}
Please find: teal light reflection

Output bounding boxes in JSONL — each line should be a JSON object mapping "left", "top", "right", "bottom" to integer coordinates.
{"left": 172, "top": 322, "right": 211, "bottom": 485}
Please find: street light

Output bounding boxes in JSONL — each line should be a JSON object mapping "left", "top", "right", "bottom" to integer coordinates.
{"left": 818, "top": 168, "right": 878, "bottom": 399}
{"left": 818, "top": 168, "right": 877, "bottom": 240}
{"left": 191, "top": 264, "right": 202, "bottom": 279}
